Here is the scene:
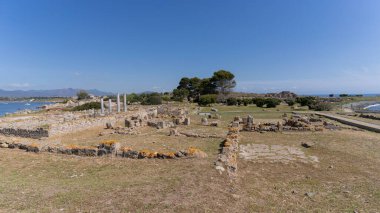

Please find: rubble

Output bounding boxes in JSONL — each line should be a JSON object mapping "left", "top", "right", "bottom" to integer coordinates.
{"left": 215, "top": 127, "right": 240, "bottom": 178}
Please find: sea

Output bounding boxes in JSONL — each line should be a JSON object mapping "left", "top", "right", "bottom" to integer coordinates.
{"left": 0, "top": 102, "right": 50, "bottom": 117}
{"left": 364, "top": 103, "right": 380, "bottom": 112}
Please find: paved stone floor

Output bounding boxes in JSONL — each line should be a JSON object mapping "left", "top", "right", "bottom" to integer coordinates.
{"left": 239, "top": 143, "right": 319, "bottom": 164}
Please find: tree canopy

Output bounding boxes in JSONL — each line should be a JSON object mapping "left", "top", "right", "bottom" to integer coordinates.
{"left": 172, "top": 70, "right": 235, "bottom": 102}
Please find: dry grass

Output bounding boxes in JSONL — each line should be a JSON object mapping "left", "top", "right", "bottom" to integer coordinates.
{"left": 0, "top": 105, "right": 380, "bottom": 212}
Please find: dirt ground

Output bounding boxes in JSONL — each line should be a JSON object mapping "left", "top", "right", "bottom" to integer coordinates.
{"left": 0, "top": 105, "right": 380, "bottom": 212}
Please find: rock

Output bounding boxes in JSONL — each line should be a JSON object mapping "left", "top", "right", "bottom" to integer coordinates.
{"left": 301, "top": 141, "right": 315, "bottom": 148}
{"left": 123, "top": 150, "right": 139, "bottom": 159}
{"left": 186, "top": 147, "right": 208, "bottom": 158}
{"left": 26, "top": 144, "right": 40, "bottom": 153}
{"left": 173, "top": 118, "right": 181, "bottom": 125}
{"left": 156, "top": 121, "right": 165, "bottom": 129}
{"left": 125, "top": 119, "right": 132, "bottom": 128}
{"left": 304, "top": 192, "right": 315, "bottom": 198}
{"left": 231, "top": 121, "right": 240, "bottom": 127}
{"left": 97, "top": 148, "right": 108, "bottom": 156}
{"left": 215, "top": 165, "right": 225, "bottom": 173}
{"left": 184, "top": 117, "right": 190, "bottom": 126}
{"left": 210, "top": 121, "right": 219, "bottom": 127}
{"left": 0, "top": 143, "right": 8, "bottom": 148}
{"left": 169, "top": 128, "right": 181, "bottom": 136}
{"left": 106, "top": 122, "right": 113, "bottom": 129}
{"left": 175, "top": 151, "right": 186, "bottom": 157}
{"left": 201, "top": 117, "right": 208, "bottom": 126}
{"left": 211, "top": 108, "right": 218, "bottom": 112}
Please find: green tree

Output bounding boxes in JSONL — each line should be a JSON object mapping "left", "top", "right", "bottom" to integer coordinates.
{"left": 211, "top": 70, "right": 236, "bottom": 97}
{"left": 265, "top": 98, "right": 281, "bottom": 108}
{"left": 199, "top": 78, "right": 217, "bottom": 95}
{"left": 142, "top": 93, "right": 162, "bottom": 105}
{"left": 77, "top": 90, "right": 90, "bottom": 100}
{"left": 285, "top": 99, "right": 295, "bottom": 106}
{"left": 226, "top": 97, "right": 238, "bottom": 106}
{"left": 296, "top": 96, "right": 317, "bottom": 107}
{"left": 172, "top": 88, "right": 189, "bottom": 102}
{"left": 198, "top": 94, "right": 217, "bottom": 106}
{"left": 126, "top": 93, "right": 141, "bottom": 103}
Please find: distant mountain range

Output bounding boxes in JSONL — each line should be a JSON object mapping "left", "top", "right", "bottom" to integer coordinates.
{"left": 0, "top": 88, "right": 114, "bottom": 98}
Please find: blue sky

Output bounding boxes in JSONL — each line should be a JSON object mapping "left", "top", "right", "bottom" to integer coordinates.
{"left": 1, "top": 0, "right": 380, "bottom": 94}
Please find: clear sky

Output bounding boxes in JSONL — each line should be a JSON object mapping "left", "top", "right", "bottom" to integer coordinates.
{"left": 1, "top": 0, "right": 380, "bottom": 94}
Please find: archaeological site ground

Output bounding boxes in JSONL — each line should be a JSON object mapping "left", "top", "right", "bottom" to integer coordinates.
{"left": 0, "top": 102, "right": 380, "bottom": 212}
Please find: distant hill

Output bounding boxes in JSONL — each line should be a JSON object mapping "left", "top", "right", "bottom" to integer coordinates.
{"left": 0, "top": 88, "right": 114, "bottom": 98}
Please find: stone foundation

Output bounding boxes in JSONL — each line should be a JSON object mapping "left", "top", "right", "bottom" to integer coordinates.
{"left": 0, "top": 128, "right": 49, "bottom": 139}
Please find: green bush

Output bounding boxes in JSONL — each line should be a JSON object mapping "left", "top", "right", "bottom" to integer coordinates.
{"left": 226, "top": 97, "right": 238, "bottom": 106}
{"left": 252, "top": 98, "right": 266, "bottom": 107}
{"left": 243, "top": 99, "right": 251, "bottom": 106}
{"left": 296, "top": 96, "right": 316, "bottom": 107}
{"left": 285, "top": 99, "right": 295, "bottom": 106}
{"left": 126, "top": 93, "right": 141, "bottom": 103}
{"left": 198, "top": 94, "right": 217, "bottom": 106}
{"left": 311, "top": 102, "right": 333, "bottom": 111}
{"left": 72, "top": 102, "right": 101, "bottom": 111}
{"left": 172, "top": 88, "right": 189, "bottom": 102}
{"left": 77, "top": 90, "right": 90, "bottom": 100}
{"left": 142, "top": 93, "right": 162, "bottom": 105}
{"left": 265, "top": 98, "right": 281, "bottom": 108}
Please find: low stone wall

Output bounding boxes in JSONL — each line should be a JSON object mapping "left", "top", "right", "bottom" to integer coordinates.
{"left": 0, "top": 128, "right": 48, "bottom": 139}
{"left": 215, "top": 127, "right": 240, "bottom": 178}
{"left": 0, "top": 140, "right": 208, "bottom": 160}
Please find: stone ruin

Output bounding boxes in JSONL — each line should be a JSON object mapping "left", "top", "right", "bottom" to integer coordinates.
{"left": 0, "top": 139, "right": 208, "bottom": 160}
{"left": 231, "top": 114, "right": 340, "bottom": 132}
{"left": 123, "top": 107, "right": 191, "bottom": 130}
{"left": 215, "top": 127, "right": 240, "bottom": 178}
{"left": 168, "top": 127, "right": 222, "bottom": 139}
{"left": 0, "top": 127, "right": 49, "bottom": 139}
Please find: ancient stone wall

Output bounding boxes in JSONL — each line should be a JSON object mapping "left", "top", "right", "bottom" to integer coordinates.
{"left": 215, "top": 127, "right": 240, "bottom": 178}
{"left": 0, "top": 140, "right": 207, "bottom": 160}
{"left": 0, "top": 128, "right": 48, "bottom": 139}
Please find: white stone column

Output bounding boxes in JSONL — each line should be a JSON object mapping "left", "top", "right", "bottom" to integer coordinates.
{"left": 108, "top": 99, "right": 112, "bottom": 113}
{"left": 117, "top": 93, "right": 121, "bottom": 113}
{"left": 123, "top": 93, "right": 127, "bottom": 112}
{"left": 100, "top": 98, "right": 104, "bottom": 114}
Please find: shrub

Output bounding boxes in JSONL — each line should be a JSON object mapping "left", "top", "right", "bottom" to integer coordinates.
{"left": 253, "top": 98, "right": 266, "bottom": 107}
{"left": 237, "top": 99, "right": 242, "bottom": 106}
{"left": 226, "top": 97, "right": 238, "bottom": 106}
{"left": 285, "top": 99, "right": 295, "bottom": 106}
{"left": 77, "top": 90, "right": 90, "bottom": 100}
{"left": 296, "top": 96, "right": 316, "bottom": 107}
{"left": 162, "top": 95, "right": 171, "bottom": 102}
{"left": 126, "top": 93, "right": 141, "bottom": 103}
{"left": 243, "top": 99, "right": 251, "bottom": 106}
{"left": 311, "top": 102, "right": 333, "bottom": 111}
{"left": 339, "top": 94, "right": 349, "bottom": 97}
{"left": 172, "top": 88, "right": 189, "bottom": 102}
{"left": 198, "top": 94, "right": 217, "bottom": 106}
{"left": 142, "top": 93, "right": 162, "bottom": 105}
{"left": 265, "top": 98, "right": 281, "bottom": 108}
{"left": 72, "top": 102, "right": 101, "bottom": 111}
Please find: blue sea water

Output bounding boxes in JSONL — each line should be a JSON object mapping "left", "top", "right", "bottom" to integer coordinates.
{"left": 0, "top": 102, "right": 50, "bottom": 116}
{"left": 364, "top": 103, "right": 380, "bottom": 112}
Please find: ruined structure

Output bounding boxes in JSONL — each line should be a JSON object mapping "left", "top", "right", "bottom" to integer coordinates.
{"left": 215, "top": 127, "right": 240, "bottom": 178}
